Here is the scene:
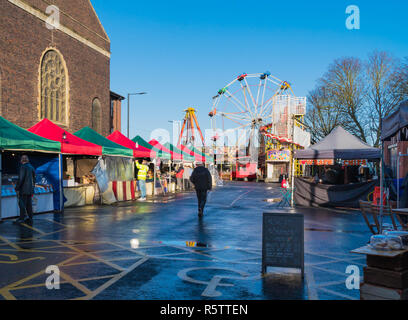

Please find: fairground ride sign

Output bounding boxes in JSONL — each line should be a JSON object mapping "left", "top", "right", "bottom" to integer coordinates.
{"left": 341, "top": 159, "right": 367, "bottom": 166}
{"left": 266, "top": 150, "right": 291, "bottom": 162}
{"left": 299, "top": 159, "right": 368, "bottom": 166}
{"left": 300, "top": 159, "right": 334, "bottom": 166}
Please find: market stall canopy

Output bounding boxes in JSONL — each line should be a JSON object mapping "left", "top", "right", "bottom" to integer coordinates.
{"left": 381, "top": 100, "right": 408, "bottom": 141}
{"left": 294, "top": 126, "right": 380, "bottom": 160}
{"left": 133, "top": 136, "right": 171, "bottom": 160}
{"left": 149, "top": 139, "right": 182, "bottom": 161}
{"left": 107, "top": 131, "right": 155, "bottom": 158}
{"left": 189, "top": 146, "right": 214, "bottom": 163}
{"left": 0, "top": 116, "right": 61, "bottom": 153}
{"left": 164, "top": 143, "right": 195, "bottom": 162}
{"left": 177, "top": 144, "right": 206, "bottom": 162}
{"left": 29, "top": 119, "right": 102, "bottom": 156}
{"left": 74, "top": 127, "right": 133, "bottom": 158}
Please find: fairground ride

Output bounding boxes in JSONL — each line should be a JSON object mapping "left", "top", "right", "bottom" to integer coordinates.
{"left": 209, "top": 72, "right": 309, "bottom": 181}
{"left": 177, "top": 107, "right": 205, "bottom": 147}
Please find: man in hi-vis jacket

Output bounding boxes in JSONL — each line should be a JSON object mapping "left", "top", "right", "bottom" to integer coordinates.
{"left": 136, "top": 159, "right": 149, "bottom": 201}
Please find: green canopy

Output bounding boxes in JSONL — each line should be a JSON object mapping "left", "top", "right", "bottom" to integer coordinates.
{"left": 133, "top": 136, "right": 171, "bottom": 160}
{"left": 0, "top": 116, "right": 61, "bottom": 153}
{"left": 75, "top": 127, "right": 133, "bottom": 157}
{"left": 164, "top": 143, "right": 195, "bottom": 162}
{"left": 190, "top": 146, "right": 214, "bottom": 163}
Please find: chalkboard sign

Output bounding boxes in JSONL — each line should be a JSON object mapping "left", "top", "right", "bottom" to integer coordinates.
{"left": 262, "top": 210, "right": 304, "bottom": 278}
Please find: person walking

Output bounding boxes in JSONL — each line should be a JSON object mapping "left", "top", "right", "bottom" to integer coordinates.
{"left": 136, "top": 159, "right": 149, "bottom": 201}
{"left": 14, "top": 155, "right": 36, "bottom": 224}
{"left": 190, "top": 163, "right": 212, "bottom": 217}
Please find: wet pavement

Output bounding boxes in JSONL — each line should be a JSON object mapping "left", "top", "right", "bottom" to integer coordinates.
{"left": 0, "top": 182, "right": 374, "bottom": 300}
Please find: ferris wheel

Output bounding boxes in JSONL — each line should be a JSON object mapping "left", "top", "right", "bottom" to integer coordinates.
{"left": 209, "top": 72, "right": 296, "bottom": 162}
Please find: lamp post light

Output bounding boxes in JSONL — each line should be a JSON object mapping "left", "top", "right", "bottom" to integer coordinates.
{"left": 127, "top": 92, "right": 147, "bottom": 138}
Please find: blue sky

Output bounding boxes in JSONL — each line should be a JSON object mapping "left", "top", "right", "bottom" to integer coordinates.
{"left": 92, "top": 0, "right": 408, "bottom": 141}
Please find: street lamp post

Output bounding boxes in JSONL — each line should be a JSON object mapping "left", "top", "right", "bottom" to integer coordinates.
{"left": 127, "top": 92, "right": 147, "bottom": 138}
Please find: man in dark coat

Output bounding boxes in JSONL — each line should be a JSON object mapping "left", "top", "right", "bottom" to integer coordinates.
{"left": 14, "top": 155, "right": 36, "bottom": 224}
{"left": 190, "top": 163, "right": 212, "bottom": 217}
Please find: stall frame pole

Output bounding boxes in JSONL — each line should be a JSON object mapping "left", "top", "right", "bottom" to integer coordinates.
{"left": 0, "top": 151, "right": 2, "bottom": 221}
{"left": 59, "top": 154, "right": 64, "bottom": 213}
{"left": 290, "top": 116, "right": 296, "bottom": 208}
{"left": 153, "top": 159, "right": 157, "bottom": 196}
{"left": 379, "top": 142, "right": 385, "bottom": 234}
{"left": 169, "top": 160, "right": 172, "bottom": 193}
{"left": 396, "top": 153, "right": 408, "bottom": 208}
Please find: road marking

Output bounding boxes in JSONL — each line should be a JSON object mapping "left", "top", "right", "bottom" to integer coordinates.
{"left": 53, "top": 240, "right": 126, "bottom": 272}
{"left": 305, "top": 266, "right": 318, "bottom": 300}
{"left": 178, "top": 267, "right": 258, "bottom": 297}
{"left": 20, "top": 223, "right": 46, "bottom": 235}
{"left": 1, "top": 254, "right": 82, "bottom": 294}
{"left": 0, "top": 256, "right": 45, "bottom": 264}
{"left": 318, "top": 287, "right": 357, "bottom": 300}
{"left": 0, "top": 289, "right": 16, "bottom": 300}
{"left": 80, "top": 257, "right": 149, "bottom": 300}
{"left": 0, "top": 253, "right": 18, "bottom": 261}
{"left": 59, "top": 271, "right": 92, "bottom": 296}
{"left": 0, "top": 235, "right": 22, "bottom": 250}
{"left": 229, "top": 190, "right": 253, "bottom": 207}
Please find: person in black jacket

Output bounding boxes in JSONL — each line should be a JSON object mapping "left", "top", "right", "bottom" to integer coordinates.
{"left": 14, "top": 155, "right": 36, "bottom": 224}
{"left": 190, "top": 163, "right": 212, "bottom": 217}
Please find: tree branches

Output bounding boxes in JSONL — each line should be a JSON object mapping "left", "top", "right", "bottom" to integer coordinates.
{"left": 305, "top": 51, "right": 408, "bottom": 146}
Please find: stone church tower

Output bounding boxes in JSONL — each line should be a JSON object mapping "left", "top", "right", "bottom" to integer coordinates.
{"left": 0, "top": 0, "right": 111, "bottom": 135}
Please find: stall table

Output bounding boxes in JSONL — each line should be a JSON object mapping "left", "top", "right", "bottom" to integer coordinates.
{"left": 64, "top": 184, "right": 96, "bottom": 208}
{"left": 393, "top": 208, "right": 408, "bottom": 215}
{"left": 1, "top": 185, "right": 54, "bottom": 219}
{"left": 352, "top": 246, "right": 408, "bottom": 300}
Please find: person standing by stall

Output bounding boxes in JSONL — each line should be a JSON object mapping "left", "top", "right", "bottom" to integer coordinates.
{"left": 184, "top": 164, "right": 193, "bottom": 190}
{"left": 136, "top": 159, "right": 149, "bottom": 201}
{"left": 14, "top": 155, "right": 36, "bottom": 224}
{"left": 175, "top": 165, "right": 184, "bottom": 191}
{"left": 190, "top": 163, "right": 212, "bottom": 218}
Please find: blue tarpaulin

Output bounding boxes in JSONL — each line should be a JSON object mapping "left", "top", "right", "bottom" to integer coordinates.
{"left": 30, "top": 155, "right": 64, "bottom": 211}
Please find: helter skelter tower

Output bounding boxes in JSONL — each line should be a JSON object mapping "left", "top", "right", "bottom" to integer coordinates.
{"left": 177, "top": 107, "right": 205, "bottom": 147}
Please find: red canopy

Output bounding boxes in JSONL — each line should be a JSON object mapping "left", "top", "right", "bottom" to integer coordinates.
{"left": 178, "top": 144, "right": 206, "bottom": 162}
{"left": 107, "top": 131, "right": 155, "bottom": 158}
{"left": 149, "top": 139, "right": 182, "bottom": 161}
{"left": 29, "top": 119, "right": 102, "bottom": 156}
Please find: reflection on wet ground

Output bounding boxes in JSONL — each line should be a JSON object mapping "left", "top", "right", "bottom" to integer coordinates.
{"left": 0, "top": 182, "right": 374, "bottom": 300}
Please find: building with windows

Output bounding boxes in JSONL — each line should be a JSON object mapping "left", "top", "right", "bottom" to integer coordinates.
{"left": 110, "top": 91, "right": 124, "bottom": 134}
{"left": 0, "top": 0, "right": 113, "bottom": 135}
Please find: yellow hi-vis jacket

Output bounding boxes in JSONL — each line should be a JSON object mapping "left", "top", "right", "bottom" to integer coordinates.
{"left": 135, "top": 161, "right": 149, "bottom": 181}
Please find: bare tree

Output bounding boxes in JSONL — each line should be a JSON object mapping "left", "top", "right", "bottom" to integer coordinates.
{"left": 365, "top": 51, "right": 403, "bottom": 147}
{"left": 320, "top": 57, "right": 368, "bottom": 142}
{"left": 305, "top": 85, "right": 345, "bottom": 143}
{"left": 395, "top": 57, "right": 408, "bottom": 101}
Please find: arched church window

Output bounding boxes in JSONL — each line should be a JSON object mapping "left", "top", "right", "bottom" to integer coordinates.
{"left": 0, "top": 68, "right": 2, "bottom": 116}
{"left": 40, "top": 50, "right": 67, "bottom": 124}
{"left": 92, "top": 98, "right": 102, "bottom": 133}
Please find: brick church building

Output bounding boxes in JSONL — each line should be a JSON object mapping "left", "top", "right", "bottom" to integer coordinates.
{"left": 0, "top": 0, "right": 121, "bottom": 135}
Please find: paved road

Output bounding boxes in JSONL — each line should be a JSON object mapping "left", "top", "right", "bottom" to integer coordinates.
{"left": 0, "top": 182, "right": 371, "bottom": 300}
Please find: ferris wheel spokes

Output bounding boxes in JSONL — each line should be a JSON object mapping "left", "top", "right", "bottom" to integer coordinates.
{"left": 243, "top": 78, "right": 258, "bottom": 114}
{"left": 224, "top": 89, "right": 250, "bottom": 115}
{"left": 239, "top": 83, "right": 257, "bottom": 120}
